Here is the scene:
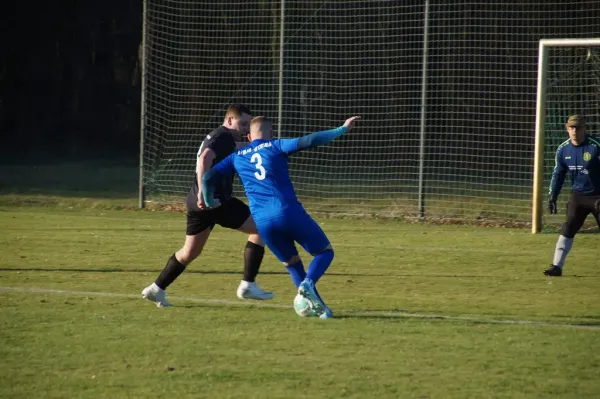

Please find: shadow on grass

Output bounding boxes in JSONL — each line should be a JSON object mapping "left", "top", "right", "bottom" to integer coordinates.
{"left": 542, "top": 227, "right": 600, "bottom": 234}
{"left": 335, "top": 310, "right": 600, "bottom": 328}
{"left": 0, "top": 268, "right": 598, "bottom": 279}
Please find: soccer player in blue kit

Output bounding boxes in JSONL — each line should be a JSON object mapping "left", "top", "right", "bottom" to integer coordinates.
{"left": 201, "top": 115, "right": 361, "bottom": 318}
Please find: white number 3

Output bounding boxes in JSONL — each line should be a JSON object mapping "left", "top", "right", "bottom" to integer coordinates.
{"left": 251, "top": 153, "right": 266, "bottom": 180}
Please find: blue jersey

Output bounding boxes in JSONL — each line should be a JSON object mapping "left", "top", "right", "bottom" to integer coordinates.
{"left": 203, "top": 125, "right": 349, "bottom": 262}
{"left": 209, "top": 138, "right": 303, "bottom": 222}
{"left": 203, "top": 125, "right": 347, "bottom": 218}
{"left": 549, "top": 135, "right": 600, "bottom": 197}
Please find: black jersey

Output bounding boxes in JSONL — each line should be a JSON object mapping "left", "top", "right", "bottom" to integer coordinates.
{"left": 186, "top": 126, "right": 238, "bottom": 211}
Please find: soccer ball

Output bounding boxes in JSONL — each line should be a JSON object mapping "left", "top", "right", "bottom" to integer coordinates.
{"left": 293, "top": 294, "right": 319, "bottom": 317}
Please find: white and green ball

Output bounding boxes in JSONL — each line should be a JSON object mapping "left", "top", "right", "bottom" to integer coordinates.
{"left": 293, "top": 294, "right": 319, "bottom": 317}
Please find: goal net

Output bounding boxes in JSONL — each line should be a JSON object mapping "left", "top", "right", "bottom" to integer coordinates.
{"left": 536, "top": 40, "right": 600, "bottom": 232}
{"left": 140, "top": 1, "right": 600, "bottom": 226}
{"left": 140, "top": 0, "right": 281, "bottom": 205}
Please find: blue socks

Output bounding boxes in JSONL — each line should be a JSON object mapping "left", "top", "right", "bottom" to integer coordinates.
{"left": 287, "top": 250, "right": 334, "bottom": 304}
{"left": 286, "top": 261, "right": 307, "bottom": 288}
{"left": 287, "top": 259, "right": 327, "bottom": 304}
{"left": 306, "top": 249, "right": 334, "bottom": 284}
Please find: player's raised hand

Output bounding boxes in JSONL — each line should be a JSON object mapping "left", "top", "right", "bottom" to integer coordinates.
{"left": 343, "top": 116, "right": 361, "bottom": 130}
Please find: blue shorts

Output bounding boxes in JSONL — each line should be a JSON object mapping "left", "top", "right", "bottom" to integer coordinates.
{"left": 256, "top": 209, "right": 330, "bottom": 262}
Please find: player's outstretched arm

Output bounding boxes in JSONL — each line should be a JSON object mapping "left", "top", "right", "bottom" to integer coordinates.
{"left": 201, "top": 154, "right": 235, "bottom": 208}
{"left": 294, "top": 116, "right": 361, "bottom": 151}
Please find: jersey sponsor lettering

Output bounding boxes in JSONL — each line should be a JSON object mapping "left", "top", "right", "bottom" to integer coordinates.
{"left": 238, "top": 141, "right": 272, "bottom": 156}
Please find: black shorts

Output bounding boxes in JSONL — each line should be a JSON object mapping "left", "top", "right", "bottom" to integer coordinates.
{"left": 561, "top": 191, "right": 600, "bottom": 237}
{"left": 186, "top": 197, "right": 251, "bottom": 236}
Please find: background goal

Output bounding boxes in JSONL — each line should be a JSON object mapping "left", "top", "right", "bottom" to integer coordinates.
{"left": 140, "top": 1, "right": 600, "bottom": 228}
{"left": 534, "top": 39, "right": 600, "bottom": 233}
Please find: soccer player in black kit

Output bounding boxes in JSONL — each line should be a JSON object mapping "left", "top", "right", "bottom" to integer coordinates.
{"left": 142, "top": 104, "right": 274, "bottom": 306}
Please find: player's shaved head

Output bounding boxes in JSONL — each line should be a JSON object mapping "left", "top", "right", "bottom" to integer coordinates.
{"left": 249, "top": 116, "right": 274, "bottom": 140}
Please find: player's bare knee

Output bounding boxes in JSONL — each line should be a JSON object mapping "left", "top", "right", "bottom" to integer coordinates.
{"left": 176, "top": 242, "right": 204, "bottom": 264}
{"left": 174, "top": 249, "right": 193, "bottom": 266}
{"left": 247, "top": 233, "right": 264, "bottom": 247}
{"left": 177, "top": 230, "right": 210, "bottom": 264}
{"left": 237, "top": 216, "right": 259, "bottom": 235}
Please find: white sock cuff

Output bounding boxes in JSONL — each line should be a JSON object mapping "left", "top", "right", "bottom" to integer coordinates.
{"left": 239, "top": 280, "right": 252, "bottom": 289}
{"left": 151, "top": 282, "right": 162, "bottom": 291}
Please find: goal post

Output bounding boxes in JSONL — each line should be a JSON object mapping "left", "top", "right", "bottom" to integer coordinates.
{"left": 532, "top": 38, "right": 600, "bottom": 233}
{"left": 138, "top": 0, "right": 149, "bottom": 210}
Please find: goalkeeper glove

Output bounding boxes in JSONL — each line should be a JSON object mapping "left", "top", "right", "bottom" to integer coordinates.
{"left": 547, "top": 195, "right": 558, "bottom": 215}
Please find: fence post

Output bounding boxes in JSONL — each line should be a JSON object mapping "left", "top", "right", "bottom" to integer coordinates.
{"left": 138, "top": 0, "right": 148, "bottom": 209}
{"left": 277, "top": 0, "right": 285, "bottom": 139}
{"left": 418, "top": 0, "right": 430, "bottom": 220}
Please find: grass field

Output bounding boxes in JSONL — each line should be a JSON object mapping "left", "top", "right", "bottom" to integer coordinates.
{"left": 1, "top": 193, "right": 599, "bottom": 399}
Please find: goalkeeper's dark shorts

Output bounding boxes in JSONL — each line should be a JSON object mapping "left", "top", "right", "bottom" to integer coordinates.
{"left": 186, "top": 197, "right": 251, "bottom": 236}
{"left": 561, "top": 191, "right": 600, "bottom": 237}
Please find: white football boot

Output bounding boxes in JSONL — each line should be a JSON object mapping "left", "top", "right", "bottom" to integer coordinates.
{"left": 141, "top": 283, "right": 172, "bottom": 307}
{"left": 236, "top": 281, "right": 274, "bottom": 300}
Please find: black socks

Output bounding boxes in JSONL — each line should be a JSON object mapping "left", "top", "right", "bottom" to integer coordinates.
{"left": 155, "top": 254, "right": 186, "bottom": 290}
{"left": 243, "top": 242, "right": 265, "bottom": 282}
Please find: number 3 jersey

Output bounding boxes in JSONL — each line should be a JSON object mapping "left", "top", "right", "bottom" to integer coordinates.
{"left": 210, "top": 138, "right": 303, "bottom": 222}
{"left": 186, "top": 126, "right": 238, "bottom": 211}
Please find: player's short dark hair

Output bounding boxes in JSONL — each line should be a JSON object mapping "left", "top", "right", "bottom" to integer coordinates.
{"left": 226, "top": 104, "right": 252, "bottom": 119}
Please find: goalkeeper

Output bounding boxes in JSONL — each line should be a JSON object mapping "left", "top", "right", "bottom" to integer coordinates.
{"left": 202, "top": 115, "right": 361, "bottom": 318}
{"left": 545, "top": 115, "right": 600, "bottom": 277}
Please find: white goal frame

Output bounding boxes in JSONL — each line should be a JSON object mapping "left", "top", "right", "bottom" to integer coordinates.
{"left": 532, "top": 38, "right": 600, "bottom": 233}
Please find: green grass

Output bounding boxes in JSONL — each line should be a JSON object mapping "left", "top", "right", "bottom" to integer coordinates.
{"left": 1, "top": 196, "right": 599, "bottom": 398}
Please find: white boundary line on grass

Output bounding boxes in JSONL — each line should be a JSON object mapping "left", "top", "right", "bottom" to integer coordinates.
{"left": 1, "top": 285, "right": 600, "bottom": 331}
